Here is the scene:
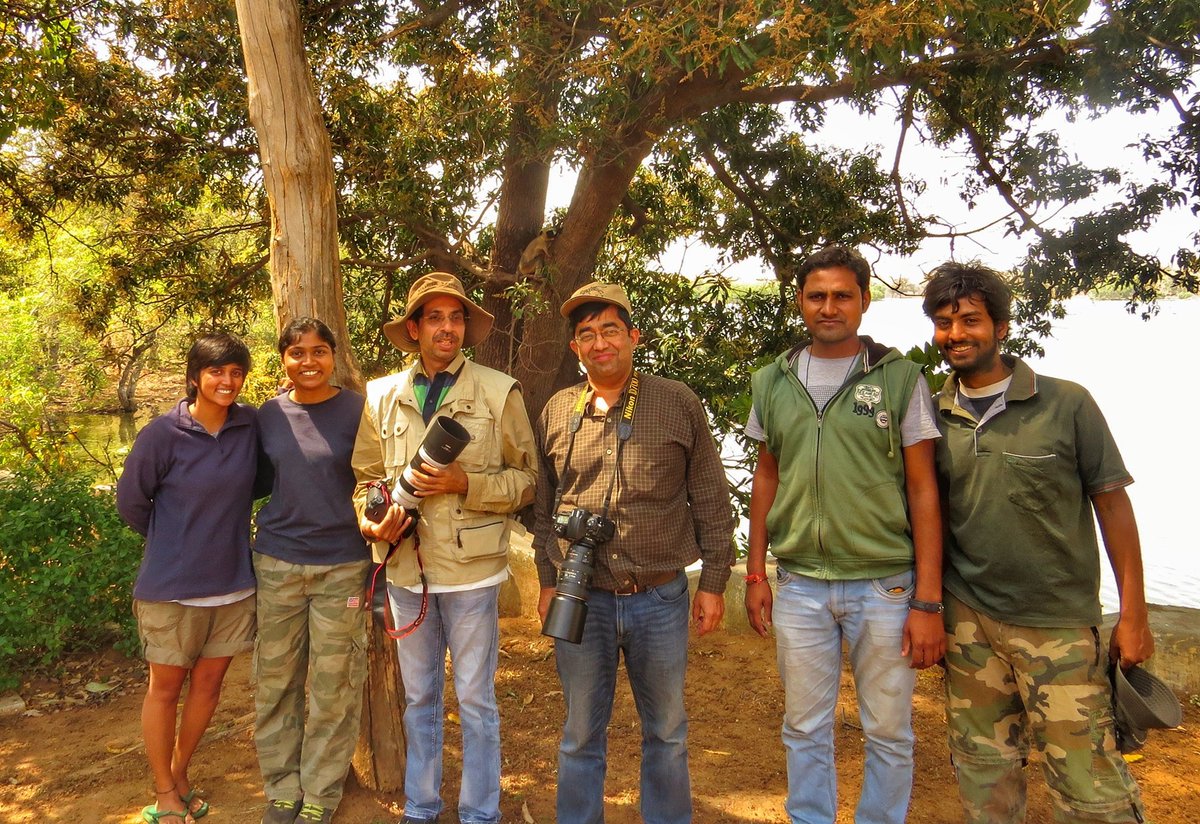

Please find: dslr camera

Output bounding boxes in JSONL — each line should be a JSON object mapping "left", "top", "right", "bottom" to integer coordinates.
{"left": 541, "top": 507, "right": 616, "bottom": 644}
{"left": 364, "top": 415, "right": 471, "bottom": 536}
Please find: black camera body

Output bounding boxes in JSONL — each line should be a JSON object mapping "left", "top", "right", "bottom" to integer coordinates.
{"left": 542, "top": 507, "right": 616, "bottom": 644}
{"left": 553, "top": 507, "right": 616, "bottom": 546}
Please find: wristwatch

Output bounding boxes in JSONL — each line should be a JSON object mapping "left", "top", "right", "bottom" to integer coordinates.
{"left": 908, "top": 597, "right": 944, "bottom": 614}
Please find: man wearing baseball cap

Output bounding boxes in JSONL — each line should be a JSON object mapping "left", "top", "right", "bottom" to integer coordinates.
{"left": 353, "top": 272, "right": 537, "bottom": 824}
{"left": 534, "top": 281, "right": 735, "bottom": 824}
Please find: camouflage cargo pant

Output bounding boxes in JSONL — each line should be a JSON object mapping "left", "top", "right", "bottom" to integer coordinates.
{"left": 253, "top": 553, "right": 371, "bottom": 809}
{"left": 943, "top": 593, "right": 1143, "bottom": 823}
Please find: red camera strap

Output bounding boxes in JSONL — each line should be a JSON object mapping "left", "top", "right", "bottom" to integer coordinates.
{"left": 367, "top": 534, "right": 428, "bottom": 641}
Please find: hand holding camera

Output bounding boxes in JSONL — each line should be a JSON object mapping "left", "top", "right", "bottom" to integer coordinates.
{"left": 360, "top": 484, "right": 413, "bottom": 544}
{"left": 361, "top": 415, "right": 472, "bottom": 545}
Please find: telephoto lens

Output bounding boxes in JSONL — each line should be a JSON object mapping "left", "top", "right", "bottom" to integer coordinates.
{"left": 365, "top": 416, "right": 471, "bottom": 540}
{"left": 392, "top": 415, "right": 472, "bottom": 511}
{"left": 542, "top": 509, "right": 615, "bottom": 643}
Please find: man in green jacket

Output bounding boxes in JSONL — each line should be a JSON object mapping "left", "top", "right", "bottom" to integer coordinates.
{"left": 745, "top": 245, "right": 944, "bottom": 824}
{"left": 923, "top": 261, "right": 1151, "bottom": 823}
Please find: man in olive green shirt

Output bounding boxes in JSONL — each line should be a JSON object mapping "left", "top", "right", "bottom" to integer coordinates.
{"left": 923, "top": 261, "right": 1153, "bottom": 824}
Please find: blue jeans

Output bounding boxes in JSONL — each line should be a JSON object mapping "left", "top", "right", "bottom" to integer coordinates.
{"left": 554, "top": 572, "right": 692, "bottom": 824}
{"left": 388, "top": 583, "right": 501, "bottom": 824}
{"left": 772, "top": 568, "right": 916, "bottom": 824}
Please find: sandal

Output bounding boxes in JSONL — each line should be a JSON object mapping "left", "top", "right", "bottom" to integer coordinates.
{"left": 141, "top": 785, "right": 195, "bottom": 823}
{"left": 141, "top": 803, "right": 193, "bottom": 823}
{"left": 181, "top": 790, "right": 209, "bottom": 820}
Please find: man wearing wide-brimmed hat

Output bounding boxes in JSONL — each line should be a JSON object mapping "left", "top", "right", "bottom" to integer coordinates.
{"left": 533, "top": 281, "right": 734, "bottom": 824}
{"left": 353, "top": 272, "right": 537, "bottom": 824}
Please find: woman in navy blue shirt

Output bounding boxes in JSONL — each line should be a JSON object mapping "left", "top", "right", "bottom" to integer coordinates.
{"left": 117, "top": 332, "right": 260, "bottom": 823}
{"left": 252, "top": 318, "right": 372, "bottom": 824}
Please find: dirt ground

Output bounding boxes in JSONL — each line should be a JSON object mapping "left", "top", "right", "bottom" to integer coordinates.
{"left": 1, "top": 615, "right": 1197, "bottom": 824}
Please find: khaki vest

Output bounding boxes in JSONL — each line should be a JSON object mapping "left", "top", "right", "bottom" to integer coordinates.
{"left": 362, "top": 359, "right": 522, "bottom": 587}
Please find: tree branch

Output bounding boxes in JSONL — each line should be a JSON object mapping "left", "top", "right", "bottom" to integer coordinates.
{"left": 0, "top": 419, "right": 53, "bottom": 477}
{"left": 671, "top": 36, "right": 1085, "bottom": 121}
{"left": 373, "top": 0, "right": 468, "bottom": 47}
{"left": 342, "top": 252, "right": 430, "bottom": 271}
{"left": 935, "top": 95, "right": 1045, "bottom": 237}
{"left": 890, "top": 89, "right": 917, "bottom": 236}
{"left": 694, "top": 137, "right": 790, "bottom": 281}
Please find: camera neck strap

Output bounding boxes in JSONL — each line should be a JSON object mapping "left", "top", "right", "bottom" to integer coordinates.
{"left": 551, "top": 373, "right": 641, "bottom": 519}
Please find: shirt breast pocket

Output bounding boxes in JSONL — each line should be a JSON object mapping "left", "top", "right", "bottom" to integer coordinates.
{"left": 1002, "top": 452, "right": 1058, "bottom": 513}
{"left": 623, "top": 427, "right": 686, "bottom": 502}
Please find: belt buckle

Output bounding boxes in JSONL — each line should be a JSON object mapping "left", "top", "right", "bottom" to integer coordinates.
{"left": 614, "top": 582, "right": 641, "bottom": 597}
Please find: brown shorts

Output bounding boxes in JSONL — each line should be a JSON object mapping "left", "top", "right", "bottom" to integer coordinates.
{"left": 134, "top": 595, "right": 257, "bottom": 668}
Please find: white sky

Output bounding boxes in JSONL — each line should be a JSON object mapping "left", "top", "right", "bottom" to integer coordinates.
{"left": 544, "top": 98, "right": 1194, "bottom": 288}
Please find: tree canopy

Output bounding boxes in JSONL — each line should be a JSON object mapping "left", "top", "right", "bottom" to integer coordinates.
{"left": 2, "top": 0, "right": 1198, "bottom": 416}
{"left": 4, "top": 0, "right": 1197, "bottom": 789}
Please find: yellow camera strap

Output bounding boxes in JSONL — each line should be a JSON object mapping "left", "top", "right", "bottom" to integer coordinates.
{"left": 551, "top": 374, "right": 641, "bottom": 519}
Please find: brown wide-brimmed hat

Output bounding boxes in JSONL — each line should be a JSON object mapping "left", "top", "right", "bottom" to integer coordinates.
{"left": 382, "top": 272, "right": 495, "bottom": 353}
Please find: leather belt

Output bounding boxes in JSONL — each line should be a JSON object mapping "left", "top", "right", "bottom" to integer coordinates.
{"left": 596, "top": 570, "right": 679, "bottom": 596}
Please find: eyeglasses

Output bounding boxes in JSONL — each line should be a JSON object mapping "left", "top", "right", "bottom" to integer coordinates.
{"left": 423, "top": 311, "right": 466, "bottom": 326}
{"left": 574, "top": 326, "right": 627, "bottom": 346}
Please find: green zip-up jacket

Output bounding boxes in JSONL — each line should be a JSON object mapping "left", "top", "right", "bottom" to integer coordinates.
{"left": 751, "top": 337, "right": 921, "bottom": 580}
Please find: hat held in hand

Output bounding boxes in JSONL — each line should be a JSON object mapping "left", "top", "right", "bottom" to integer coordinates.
{"left": 1109, "top": 663, "right": 1182, "bottom": 753}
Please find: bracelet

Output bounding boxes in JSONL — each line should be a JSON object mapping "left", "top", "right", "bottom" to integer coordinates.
{"left": 909, "top": 597, "right": 944, "bottom": 614}
{"left": 744, "top": 573, "right": 769, "bottom": 585}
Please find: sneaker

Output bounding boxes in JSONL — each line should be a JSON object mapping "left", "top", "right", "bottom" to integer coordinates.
{"left": 397, "top": 817, "right": 440, "bottom": 824}
{"left": 296, "top": 803, "right": 334, "bottom": 824}
{"left": 262, "top": 799, "right": 302, "bottom": 824}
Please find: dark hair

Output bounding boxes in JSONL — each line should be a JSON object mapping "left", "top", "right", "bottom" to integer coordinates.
{"left": 185, "top": 333, "right": 251, "bottom": 400}
{"left": 796, "top": 245, "right": 871, "bottom": 292}
{"left": 568, "top": 301, "right": 634, "bottom": 333}
{"left": 921, "top": 261, "right": 1013, "bottom": 325}
{"left": 277, "top": 316, "right": 337, "bottom": 355}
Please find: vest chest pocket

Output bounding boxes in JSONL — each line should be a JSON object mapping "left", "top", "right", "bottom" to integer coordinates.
{"left": 450, "top": 399, "right": 496, "bottom": 473}
{"left": 378, "top": 413, "right": 412, "bottom": 476}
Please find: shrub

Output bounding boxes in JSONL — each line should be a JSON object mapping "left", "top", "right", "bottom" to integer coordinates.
{"left": 0, "top": 468, "right": 144, "bottom": 690}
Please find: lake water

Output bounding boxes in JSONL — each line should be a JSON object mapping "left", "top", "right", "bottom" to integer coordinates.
{"left": 69, "top": 297, "right": 1200, "bottom": 610}
{"left": 865, "top": 295, "right": 1200, "bottom": 612}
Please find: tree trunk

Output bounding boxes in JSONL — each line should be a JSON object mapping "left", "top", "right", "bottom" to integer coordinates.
{"left": 513, "top": 138, "right": 656, "bottom": 416}
{"left": 477, "top": 108, "right": 552, "bottom": 378}
{"left": 350, "top": 605, "right": 407, "bottom": 791}
{"left": 233, "top": 0, "right": 362, "bottom": 392}
{"left": 116, "top": 331, "right": 155, "bottom": 413}
{"left": 233, "top": 0, "right": 401, "bottom": 791}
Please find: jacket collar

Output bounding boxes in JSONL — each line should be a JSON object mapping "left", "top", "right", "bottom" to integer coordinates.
{"left": 414, "top": 351, "right": 466, "bottom": 380}
{"left": 170, "top": 398, "right": 253, "bottom": 434}
{"left": 779, "top": 335, "right": 899, "bottom": 375}
{"left": 402, "top": 354, "right": 475, "bottom": 412}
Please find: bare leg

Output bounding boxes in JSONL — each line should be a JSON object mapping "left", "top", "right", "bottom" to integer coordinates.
{"left": 143, "top": 662, "right": 193, "bottom": 821}
{"left": 172, "top": 655, "right": 233, "bottom": 812}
